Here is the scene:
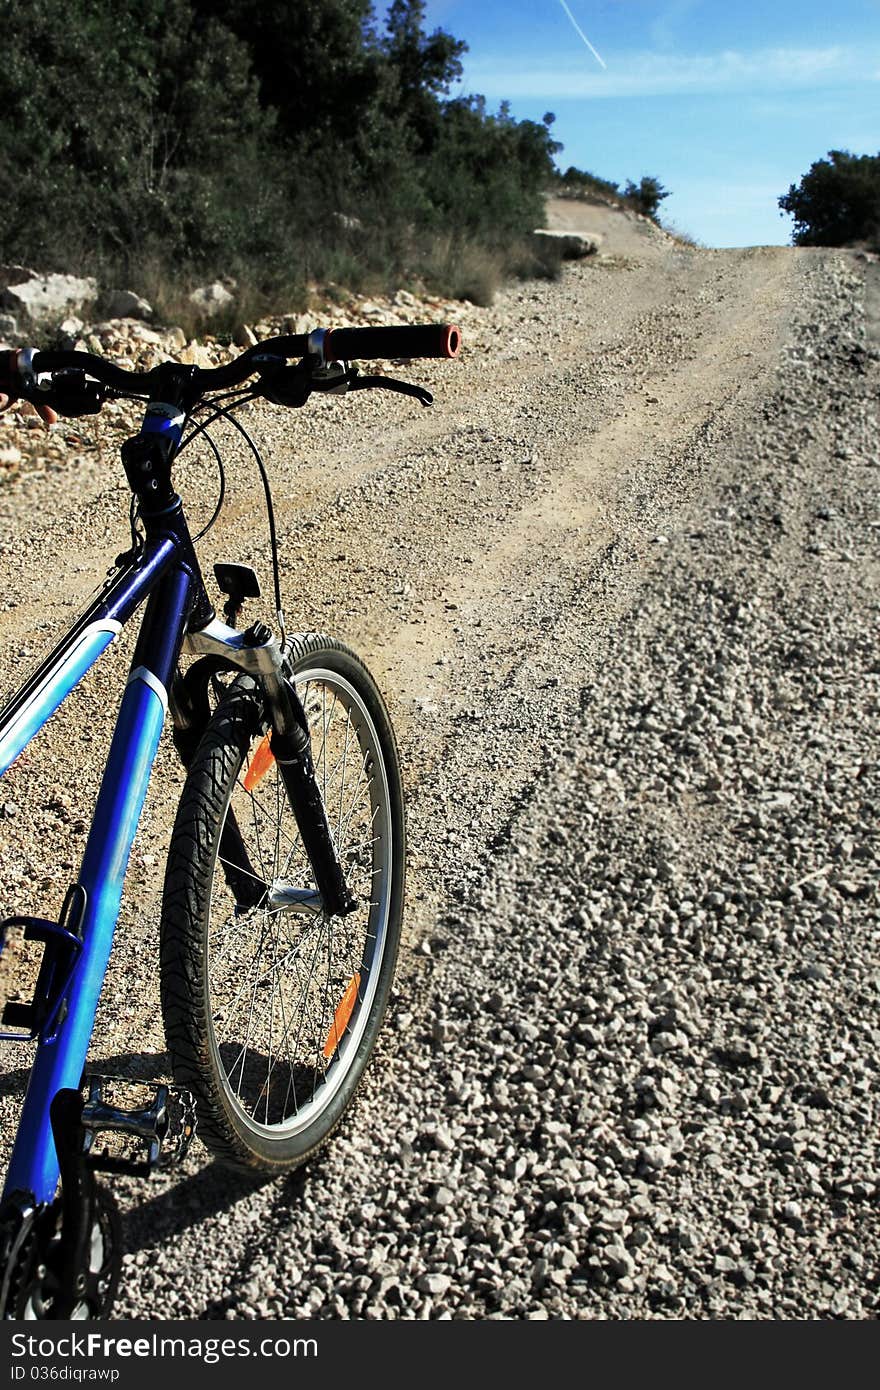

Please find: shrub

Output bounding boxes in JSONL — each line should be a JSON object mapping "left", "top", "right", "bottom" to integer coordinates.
{"left": 0, "top": 0, "right": 568, "bottom": 305}
{"left": 557, "top": 166, "right": 621, "bottom": 202}
{"left": 778, "top": 150, "right": 880, "bottom": 248}
{"left": 622, "top": 176, "right": 670, "bottom": 221}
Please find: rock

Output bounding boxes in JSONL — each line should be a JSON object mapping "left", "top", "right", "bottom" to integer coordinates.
{"left": 0, "top": 312, "right": 19, "bottom": 340}
{"left": 125, "top": 322, "right": 163, "bottom": 345}
{"left": 639, "top": 1144, "right": 673, "bottom": 1171}
{"left": 532, "top": 229, "right": 602, "bottom": 259}
{"left": 100, "top": 289, "right": 153, "bottom": 321}
{"left": 0, "top": 263, "right": 34, "bottom": 286}
{"left": 431, "top": 1017, "right": 458, "bottom": 1043}
{"left": 166, "top": 327, "right": 187, "bottom": 352}
{"left": 1, "top": 271, "right": 98, "bottom": 323}
{"left": 332, "top": 212, "right": 364, "bottom": 232}
{"left": 188, "top": 282, "right": 234, "bottom": 316}
{"left": 179, "top": 340, "right": 216, "bottom": 368}
{"left": 416, "top": 1272, "right": 451, "bottom": 1296}
{"left": 233, "top": 323, "right": 258, "bottom": 348}
{"left": 0, "top": 446, "right": 22, "bottom": 468}
{"left": 604, "top": 1242, "right": 635, "bottom": 1278}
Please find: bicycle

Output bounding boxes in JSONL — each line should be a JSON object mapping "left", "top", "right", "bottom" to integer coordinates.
{"left": 0, "top": 319, "right": 461, "bottom": 1319}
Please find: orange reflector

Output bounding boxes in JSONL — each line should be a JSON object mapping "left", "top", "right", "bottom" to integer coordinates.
{"left": 244, "top": 733, "right": 275, "bottom": 791}
{"left": 323, "top": 972, "right": 361, "bottom": 1060}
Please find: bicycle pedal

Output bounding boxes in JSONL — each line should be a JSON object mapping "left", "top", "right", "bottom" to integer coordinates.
{"left": 80, "top": 1073, "right": 196, "bottom": 1177}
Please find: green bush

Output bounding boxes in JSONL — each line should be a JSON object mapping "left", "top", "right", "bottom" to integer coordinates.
{"left": 552, "top": 167, "right": 671, "bottom": 223}
{"left": 557, "top": 166, "right": 621, "bottom": 202}
{"left": 622, "top": 176, "right": 670, "bottom": 220}
{"left": 779, "top": 150, "right": 880, "bottom": 248}
{"left": 0, "top": 0, "right": 580, "bottom": 307}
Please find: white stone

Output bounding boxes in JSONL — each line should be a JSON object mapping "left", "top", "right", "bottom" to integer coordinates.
{"left": 532, "top": 228, "right": 602, "bottom": 258}
{"left": 1, "top": 272, "right": 98, "bottom": 322}
{"left": 188, "top": 282, "right": 234, "bottom": 316}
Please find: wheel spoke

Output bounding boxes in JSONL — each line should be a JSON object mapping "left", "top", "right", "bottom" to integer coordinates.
{"left": 166, "top": 649, "right": 400, "bottom": 1163}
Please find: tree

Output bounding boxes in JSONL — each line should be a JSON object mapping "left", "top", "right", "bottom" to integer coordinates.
{"left": 0, "top": 0, "right": 589, "bottom": 299}
{"left": 0, "top": 0, "right": 267, "bottom": 269}
{"left": 623, "top": 176, "right": 670, "bottom": 220}
{"left": 191, "top": 0, "right": 382, "bottom": 146}
{"left": 779, "top": 150, "right": 880, "bottom": 248}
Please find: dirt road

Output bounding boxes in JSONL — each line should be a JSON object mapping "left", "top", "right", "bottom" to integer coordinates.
{"left": 0, "top": 204, "right": 876, "bottom": 1319}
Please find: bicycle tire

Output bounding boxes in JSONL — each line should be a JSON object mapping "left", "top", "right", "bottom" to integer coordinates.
{"left": 159, "top": 633, "right": 405, "bottom": 1173}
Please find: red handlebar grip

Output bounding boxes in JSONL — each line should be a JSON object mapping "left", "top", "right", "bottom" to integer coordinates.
{"left": 324, "top": 323, "right": 462, "bottom": 361}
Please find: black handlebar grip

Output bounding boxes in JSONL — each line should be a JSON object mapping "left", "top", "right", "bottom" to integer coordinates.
{"left": 323, "top": 323, "right": 461, "bottom": 361}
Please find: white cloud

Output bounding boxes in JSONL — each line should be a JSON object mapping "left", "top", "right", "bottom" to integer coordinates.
{"left": 650, "top": 0, "right": 703, "bottom": 52}
{"left": 461, "top": 43, "right": 879, "bottom": 100}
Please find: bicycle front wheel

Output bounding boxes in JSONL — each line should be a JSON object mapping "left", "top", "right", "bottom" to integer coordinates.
{"left": 160, "top": 634, "right": 405, "bottom": 1173}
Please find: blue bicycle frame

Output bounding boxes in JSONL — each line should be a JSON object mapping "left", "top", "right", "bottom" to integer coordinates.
{"left": 0, "top": 369, "right": 252, "bottom": 1216}
{"left": 0, "top": 391, "right": 348, "bottom": 1222}
{"left": 1, "top": 525, "right": 194, "bottom": 1205}
{"left": 0, "top": 347, "right": 369, "bottom": 1305}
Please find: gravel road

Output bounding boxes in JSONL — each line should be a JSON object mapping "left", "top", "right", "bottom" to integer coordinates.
{"left": 0, "top": 210, "right": 877, "bottom": 1320}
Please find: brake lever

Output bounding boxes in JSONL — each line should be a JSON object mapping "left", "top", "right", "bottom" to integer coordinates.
{"left": 347, "top": 374, "right": 434, "bottom": 407}
{"left": 257, "top": 358, "right": 434, "bottom": 409}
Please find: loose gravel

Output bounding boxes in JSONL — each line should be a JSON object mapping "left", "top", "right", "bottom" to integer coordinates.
{"left": 0, "top": 226, "right": 877, "bottom": 1320}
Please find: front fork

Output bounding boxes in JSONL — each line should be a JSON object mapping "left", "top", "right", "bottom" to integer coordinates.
{"left": 173, "top": 618, "right": 356, "bottom": 917}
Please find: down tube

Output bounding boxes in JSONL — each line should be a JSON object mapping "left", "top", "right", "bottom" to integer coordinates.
{"left": 3, "top": 568, "right": 192, "bottom": 1204}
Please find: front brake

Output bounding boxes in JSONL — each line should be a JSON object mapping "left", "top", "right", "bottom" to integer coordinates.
{"left": 346, "top": 369, "right": 434, "bottom": 406}
{"left": 255, "top": 358, "right": 434, "bottom": 408}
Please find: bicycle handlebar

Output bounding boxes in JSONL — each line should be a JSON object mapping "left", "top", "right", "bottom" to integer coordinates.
{"left": 27, "top": 322, "right": 461, "bottom": 397}
{"left": 324, "top": 323, "right": 460, "bottom": 361}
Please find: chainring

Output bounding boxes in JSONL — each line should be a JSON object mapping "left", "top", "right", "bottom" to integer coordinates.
{"left": 0, "top": 1198, "right": 36, "bottom": 1320}
{"left": 0, "top": 1185, "right": 121, "bottom": 1320}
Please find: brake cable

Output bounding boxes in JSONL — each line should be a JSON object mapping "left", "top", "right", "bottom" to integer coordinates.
{"left": 198, "top": 400, "right": 287, "bottom": 652}
{"left": 108, "top": 364, "right": 432, "bottom": 647}
{"left": 187, "top": 426, "right": 226, "bottom": 544}
{"left": 176, "top": 391, "right": 261, "bottom": 544}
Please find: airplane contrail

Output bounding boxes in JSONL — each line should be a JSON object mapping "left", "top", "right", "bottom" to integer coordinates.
{"left": 556, "top": 0, "right": 607, "bottom": 69}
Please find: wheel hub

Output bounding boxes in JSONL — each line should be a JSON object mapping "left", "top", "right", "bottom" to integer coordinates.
{"left": 264, "top": 883, "right": 323, "bottom": 914}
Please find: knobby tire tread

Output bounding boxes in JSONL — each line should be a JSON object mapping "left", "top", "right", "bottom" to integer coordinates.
{"left": 159, "top": 633, "right": 405, "bottom": 1175}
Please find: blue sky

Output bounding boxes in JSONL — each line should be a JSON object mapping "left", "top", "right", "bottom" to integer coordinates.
{"left": 421, "top": 1, "right": 880, "bottom": 247}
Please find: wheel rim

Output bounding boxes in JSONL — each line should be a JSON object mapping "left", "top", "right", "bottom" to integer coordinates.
{"left": 205, "top": 664, "right": 394, "bottom": 1140}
